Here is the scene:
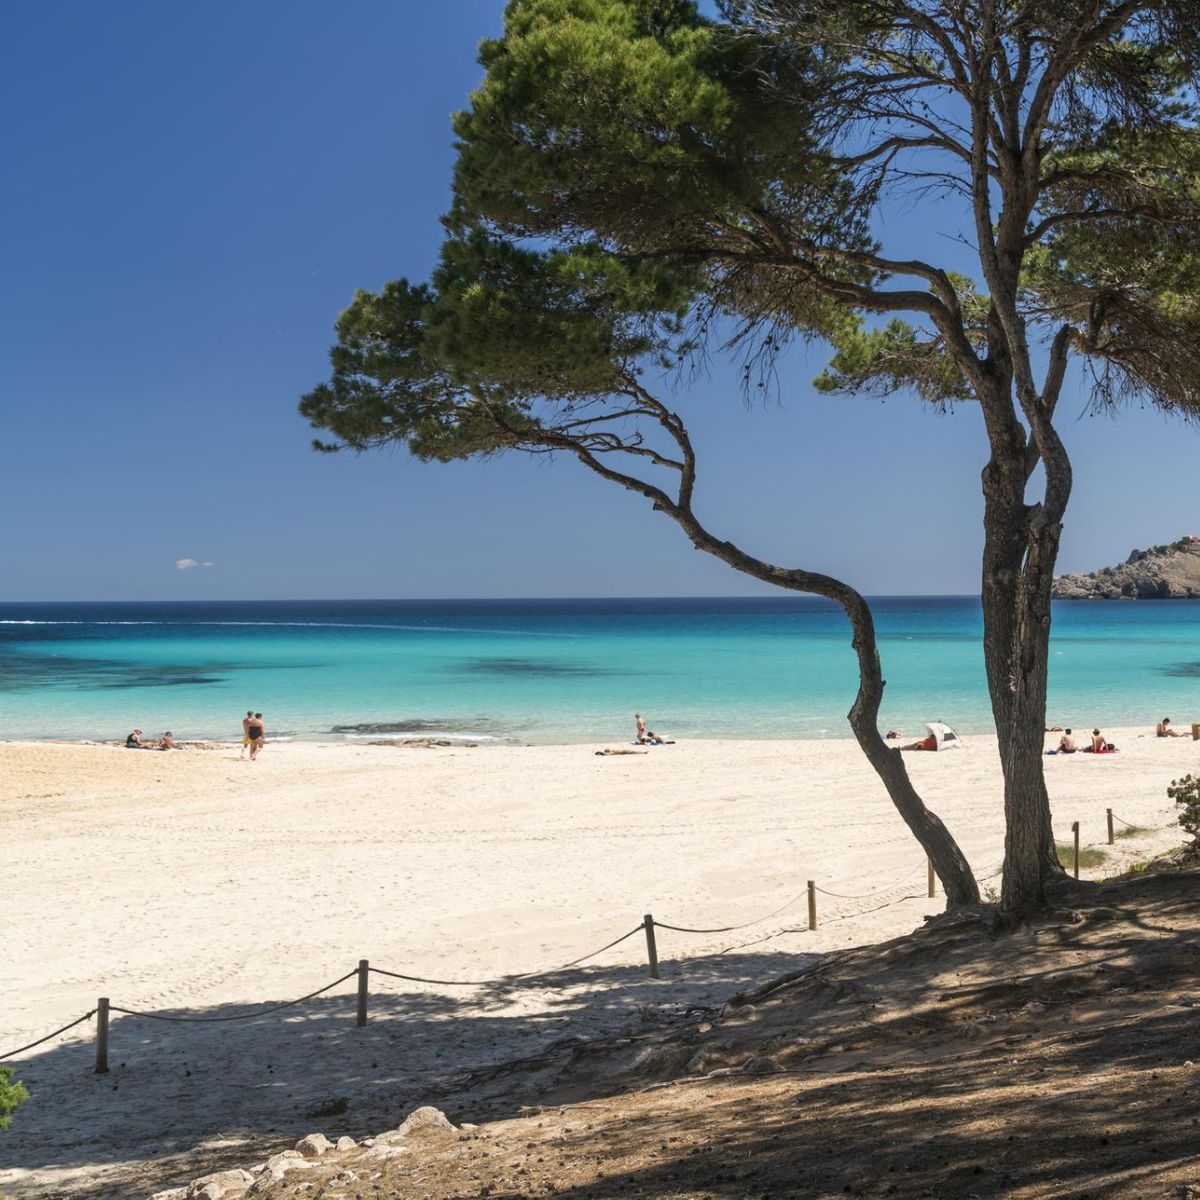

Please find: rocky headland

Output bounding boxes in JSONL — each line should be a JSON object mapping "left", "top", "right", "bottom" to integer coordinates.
{"left": 1053, "top": 534, "right": 1200, "bottom": 599}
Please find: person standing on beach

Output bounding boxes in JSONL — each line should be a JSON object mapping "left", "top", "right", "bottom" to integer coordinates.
{"left": 247, "top": 712, "right": 265, "bottom": 761}
{"left": 635, "top": 713, "right": 646, "bottom": 743}
{"left": 240, "top": 710, "right": 254, "bottom": 758}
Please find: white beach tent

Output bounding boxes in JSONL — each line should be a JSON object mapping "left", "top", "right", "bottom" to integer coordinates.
{"left": 925, "top": 721, "right": 963, "bottom": 750}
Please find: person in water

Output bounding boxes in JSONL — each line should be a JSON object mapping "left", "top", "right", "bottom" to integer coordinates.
{"left": 633, "top": 713, "right": 670, "bottom": 745}
{"left": 241, "top": 710, "right": 254, "bottom": 758}
{"left": 1157, "top": 717, "right": 1183, "bottom": 738}
{"left": 247, "top": 712, "right": 266, "bottom": 761}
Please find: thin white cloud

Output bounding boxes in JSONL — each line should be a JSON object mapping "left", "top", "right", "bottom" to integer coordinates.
{"left": 175, "top": 558, "right": 214, "bottom": 571}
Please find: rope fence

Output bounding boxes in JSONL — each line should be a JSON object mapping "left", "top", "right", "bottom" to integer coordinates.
{"left": 109, "top": 971, "right": 359, "bottom": 1023}
{"left": 819, "top": 891, "right": 933, "bottom": 925}
{"left": 364, "top": 923, "right": 646, "bottom": 988}
{"left": 1107, "top": 808, "right": 1170, "bottom": 839}
{"left": 651, "top": 884, "right": 812, "bottom": 935}
{"left": 0, "top": 1011, "right": 97, "bottom": 1061}
{"left": 1, "top": 809, "right": 1163, "bottom": 1073}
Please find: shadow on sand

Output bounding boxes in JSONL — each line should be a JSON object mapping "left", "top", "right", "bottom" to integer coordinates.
{"left": 0, "top": 945, "right": 817, "bottom": 1197}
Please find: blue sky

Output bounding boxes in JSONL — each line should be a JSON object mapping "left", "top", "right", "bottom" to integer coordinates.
{"left": 1, "top": 1, "right": 1194, "bottom": 601}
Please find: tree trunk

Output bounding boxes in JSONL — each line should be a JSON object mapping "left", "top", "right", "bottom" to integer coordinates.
{"left": 665, "top": 520, "right": 982, "bottom": 906}
{"left": 979, "top": 430, "right": 1068, "bottom": 921}
{"left": 979, "top": 471, "right": 1027, "bottom": 756}
{"left": 977, "top": 355, "right": 1029, "bottom": 759}
{"left": 838, "top": 588, "right": 981, "bottom": 906}
{"left": 559, "top": 430, "right": 982, "bottom": 908}
{"left": 997, "top": 515, "right": 1069, "bottom": 919}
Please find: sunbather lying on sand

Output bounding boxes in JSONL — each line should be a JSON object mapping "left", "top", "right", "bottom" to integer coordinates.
{"left": 897, "top": 732, "right": 938, "bottom": 751}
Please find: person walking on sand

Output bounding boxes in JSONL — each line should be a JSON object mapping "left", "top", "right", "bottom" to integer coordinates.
{"left": 247, "top": 712, "right": 265, "bottom": 761}
{"left": 240, "top": 710, "right": 254, "bottom": 758}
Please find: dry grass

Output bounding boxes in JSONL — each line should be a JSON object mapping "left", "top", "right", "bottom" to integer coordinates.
{"left": 1055, "top": 842, "right": 1110, "bottom": 870}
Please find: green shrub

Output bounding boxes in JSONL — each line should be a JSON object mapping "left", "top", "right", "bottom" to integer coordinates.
{"left": 1114, "top": 824, "right": 1149, "bottom": 840}
{"left": 0, "top": 1067, "right": 28, "bottom": 1130}
{"left": 1168, "top": 774, "right": 1200, "bottom": 842}
{"left": 1055, "top": 843, "right": 1109, "bottom": 870}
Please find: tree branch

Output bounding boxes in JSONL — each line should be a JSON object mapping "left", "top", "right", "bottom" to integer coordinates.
{"left": 1027, "top": 206, "right": 1196, "bottom": 244}
{"left": 834, "top": 134, "right": 973, "bottom": 168}
{"left": 1024, "top": 323, "right": 1075, "bottom": 480}
{"left": 491, "top": 379, "right": 982, "bottom": 907}
{"left": 1022, "top": 0, "right": 1144, "bottom": 150}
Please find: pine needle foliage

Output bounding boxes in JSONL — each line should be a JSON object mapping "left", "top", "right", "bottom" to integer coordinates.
{"left": 0, "top": 1067, "right": 27, "bottom": 1132}
{"left": 301, "top": 0, "right": 1200, "bottom": 919}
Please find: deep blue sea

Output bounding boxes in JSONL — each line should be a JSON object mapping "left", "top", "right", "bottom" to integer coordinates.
{"left": 0, "top": 597, "right": 1197, "bottom": 743}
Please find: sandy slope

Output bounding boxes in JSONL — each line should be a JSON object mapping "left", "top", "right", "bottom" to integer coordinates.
{"left": 0, "top": 730, "right": 1191, "bottom": 1196}
{"left": 225, "top": 869, "right": 1200, "bottom": 1200}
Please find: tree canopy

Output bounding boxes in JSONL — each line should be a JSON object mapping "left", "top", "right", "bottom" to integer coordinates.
{"left": 302, "top": 0, "right": 1200, "bottom": 918}
{"left": 307, "top": 0, "right": 1200, "bottom": 439}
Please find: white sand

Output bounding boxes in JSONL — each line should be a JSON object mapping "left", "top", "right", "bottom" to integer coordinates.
{"left": 0, "top": 730, "right": 1191, "bottom": 1196}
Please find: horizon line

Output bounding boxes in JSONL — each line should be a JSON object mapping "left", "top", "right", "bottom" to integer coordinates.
{"left": 3, "top": 592, "right": 991, "bottom": 604}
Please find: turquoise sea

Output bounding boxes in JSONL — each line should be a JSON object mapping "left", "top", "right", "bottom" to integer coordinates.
{"left": 0, "top": 598, "right": 1197, "bottom": 743}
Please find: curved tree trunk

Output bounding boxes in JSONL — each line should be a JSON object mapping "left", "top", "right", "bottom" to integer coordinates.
{"left": 837, "top": 585, "right": 981, "bottom": 906}
{"left": 533, "top": 413, "right": 982, "bottom": 907}
{"left": 673, "top": 526, "right": 981, "bottom": 907}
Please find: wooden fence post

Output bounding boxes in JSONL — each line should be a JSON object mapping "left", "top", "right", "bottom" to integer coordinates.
{"left": 642, "top": 914, "right": 660, "bottom": 979}
{"left": 807, "top": 881, "right": 817, "bottom": 931}
{"left": 1071, "top": 821, "right": 1080, "bottom": 879}
{"left": 356, "top": 960, "right": 369, "bottom": 1028}
{"left": 1106, "top": 808, "right": 1115, "bottom": 845}
{"left": 927, "top": 857, "right": 936, "bottom": 899}
{"left": 95, "top": 997, "right": 109, "bottom": 1074}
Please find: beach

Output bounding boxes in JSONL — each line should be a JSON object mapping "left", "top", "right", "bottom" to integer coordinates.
{"left": 0, "top": 730, "right": 1191, "bottom": 1196}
